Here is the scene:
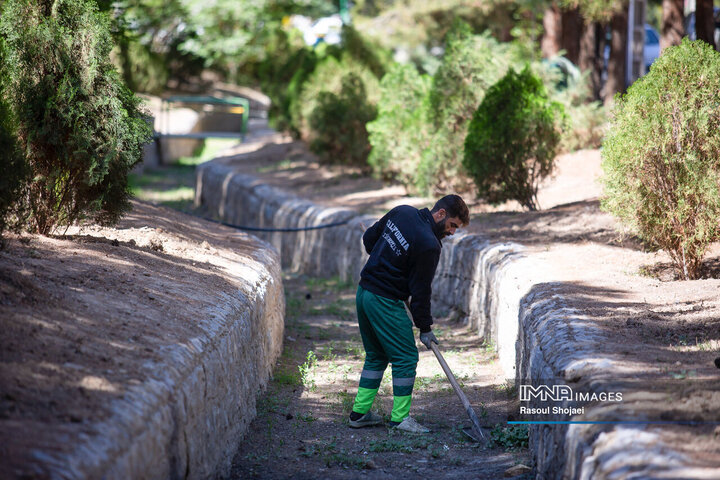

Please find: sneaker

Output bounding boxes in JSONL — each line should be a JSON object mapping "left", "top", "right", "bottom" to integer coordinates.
{"left": 349, "top": 411, "right": 383, "bottom": 428}
{"left": 391, "top": 416, "right": 430, "bottom": 434}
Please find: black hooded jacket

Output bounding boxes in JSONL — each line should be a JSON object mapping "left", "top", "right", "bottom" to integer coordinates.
{"left": 358, "top": 205, "right": 443, "bottom": 332}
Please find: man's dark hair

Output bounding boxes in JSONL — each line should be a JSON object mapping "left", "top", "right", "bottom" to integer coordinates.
{"left": 431, "top": 195, "right": 469, "bottom": 226}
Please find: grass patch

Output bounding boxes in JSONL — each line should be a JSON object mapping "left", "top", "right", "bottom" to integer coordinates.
{"left": 334, "top": 391, "right": 355, "bottom": 416}
{"left": 284, "top": 293, "right": 305, "bottom": 320}
{"left": 129, "top": 138, "right": 236, "bottom": 211}
{"left": 257, "top": 158, "right": 293, "bottom": 173}
{"left": 177, "top": 138, "right": 238, "bottom": 166}
{"left": 305, "top": 275, "right": 356, "bottom": 293}
{"left": 273, "top": 368, "right": 301, "bottom": 387}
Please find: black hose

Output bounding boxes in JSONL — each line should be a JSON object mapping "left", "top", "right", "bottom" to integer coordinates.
{"left": 203, "top": 216, "right": 353, "bottom": 233}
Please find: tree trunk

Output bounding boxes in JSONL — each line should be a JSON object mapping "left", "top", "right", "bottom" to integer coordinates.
{"left": 541, "top": 2, "right": 562, "bottom": 58}
{"left": 661, "top": 0, "right": 684, "bottom": 50}
{"left": 561, "top": 6, "right": 582, "bottom": 64}
{"left": 603, "top": 9, "right": 628, "bottom": 105}
{"left": 579, "top": 21, "right": 603, "bottom": 101}
{"left": 696, "top": 0, "right": 715, "bottom": 48}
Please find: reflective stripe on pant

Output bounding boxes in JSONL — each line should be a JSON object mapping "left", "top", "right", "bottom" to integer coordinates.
{"left": 351, "top": 286, "right": 418, "bottom": 422}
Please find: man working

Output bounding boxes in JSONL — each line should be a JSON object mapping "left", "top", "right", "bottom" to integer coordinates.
{"left": 348, "top": 195, "right": 470, "bottom": 433}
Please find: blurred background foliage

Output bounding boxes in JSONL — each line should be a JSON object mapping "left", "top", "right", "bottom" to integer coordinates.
{"left": 0, "top": 0, "right": 634, "bottom": 227}
{"left": 3, "top": 0, "right": 716, "bottom": 274}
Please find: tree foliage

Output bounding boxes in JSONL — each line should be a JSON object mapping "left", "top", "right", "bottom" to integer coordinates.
{"left": 601, "top": 39, "right": 720, "bottom": 280}
{"left": 561, "top": 0, "right": 625, "bottom": 23}
{"left": 366, "top": 63, "right": 432, "bottom": 190}
{"left": 107, "top": 0, "right": 204, "bottom": 93}
{"left": 309, "top": 73, "right": 378, "bottom": 166}
{"left": 421, "top": 19, "right": 515, "bottom": 195}
{"left": 0, "top": 38, "right": 29, "bottom": 240}
{"left": 1, "top": 0, "right": 153, "bottom": 234}
{"left": 463, "top": 66, "right": 565, "bottom": 210}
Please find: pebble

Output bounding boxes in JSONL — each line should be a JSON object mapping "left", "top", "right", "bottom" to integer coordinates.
{"left": 504, "top": 464, "right": 532, "bottom": 477}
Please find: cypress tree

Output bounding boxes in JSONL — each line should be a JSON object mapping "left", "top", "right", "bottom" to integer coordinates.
{"left": 0, "top": 0, "right": 153, "bottom": 234}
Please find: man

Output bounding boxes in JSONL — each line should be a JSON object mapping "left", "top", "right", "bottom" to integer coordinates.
{"left": 348, "top": 195, "right": 470, "bottom": 433}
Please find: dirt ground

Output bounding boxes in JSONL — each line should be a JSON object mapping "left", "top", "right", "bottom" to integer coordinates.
{"left": 0, "top": 201, "right": 276, "bottom": 478}
{"left": 229, "top": 275, "right": 531, "bottom": 479}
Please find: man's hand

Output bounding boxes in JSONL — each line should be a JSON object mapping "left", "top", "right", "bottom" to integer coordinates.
{"left": 419, "top": 331, "right": 439, "bottom": 350}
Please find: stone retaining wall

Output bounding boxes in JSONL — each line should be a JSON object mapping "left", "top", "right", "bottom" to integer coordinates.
{"left": 14, "top": 211, "right": 285, "bottom": 480}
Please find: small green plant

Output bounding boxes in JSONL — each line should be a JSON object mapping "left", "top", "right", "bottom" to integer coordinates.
{"left": 257, "top": 394, "right": 280, "bottom": 415}
{"left": 323, "top": 452, "right": 371, "bottom": 470}
{"left": 334, "top": 391, "right": 355, "bottom": 416}
{"left": 428, "top": 445, "right": 449, "bottom": 458}
{"left": 298, "top": 350, "right": 318, "bottom": 392}
{"left": 496, "top": 380, "right": 518, "bottom": 398}
{"left": 488, "top": 424, "right": 529, "bottom": 451}
{"left": 464, "top": 65, "right": 565, "bottom": 211}
{"left": 669, "top": 369, "right": 698, "bottom": 379}
{"left": 297, "top": 412, "right": 317, "bottom": 423}
{"left": 243, "top": 452, "right": 268, "bottom": 462}
{"left": 602, "top": 39, "right": 720, "bottom": 280}
{"left": 368, "top": 438, "right": 413, "bottom": 453}
{"left": 345, "top": 343, "right": 364, "bottom": 359}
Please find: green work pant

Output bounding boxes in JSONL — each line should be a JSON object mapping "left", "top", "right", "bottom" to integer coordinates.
{"left": 351, "top": 286, "right": 418, "bottom": 423}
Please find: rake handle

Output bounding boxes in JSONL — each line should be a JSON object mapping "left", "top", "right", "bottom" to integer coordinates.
{"left": 429, "top": 342, "right": 485, "bottom": 441}
{"left": 403, "top": 300, "right": 484, "bottom": 440}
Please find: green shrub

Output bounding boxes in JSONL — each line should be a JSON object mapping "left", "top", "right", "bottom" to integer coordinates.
{"left": 421, "top": 20, "right": 514, "bottom": 195}
{"left": 309, "top": 74, "right": 378, "bottom": 166}
{"left": 463, "top": 66, "right": 565, "bottom": 211}
{"left": 340, "top": 24, "right": 391, "bottom": 79}
{"left": 0, "top": 39, "right": 29, "bottom": 240}
{"left": 1, "top": 0, "right": 153, "bottom": 234}
{"left": 278, "top": 48, "right": 321, "bottom": 137}
{"left": 367, "top": 63, "right": 432, "bottom": 189}
{"left": 601, "top": 39, "right": 720, "bottom": 280}
{"left": 291, "top": 54, "right": 380, "bottom": 142}
{"left": 266, "top": 25, "right": 387, "bottom": 137}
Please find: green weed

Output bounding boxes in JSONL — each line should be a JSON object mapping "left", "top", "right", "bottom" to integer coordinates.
{"left": 299, "top": 350, "right": 318, "bottom": 391}
{"left": 299, "top": 437, "right": 370, "bottom": 469}
{"left": 368, "top": 439, "right": 412, "bottom": 453}
{"left": 297, "top": 412, "right": 317, "bottom": 422}
{"left": 488, "top": 424, "right": 529, "bottom": 451}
